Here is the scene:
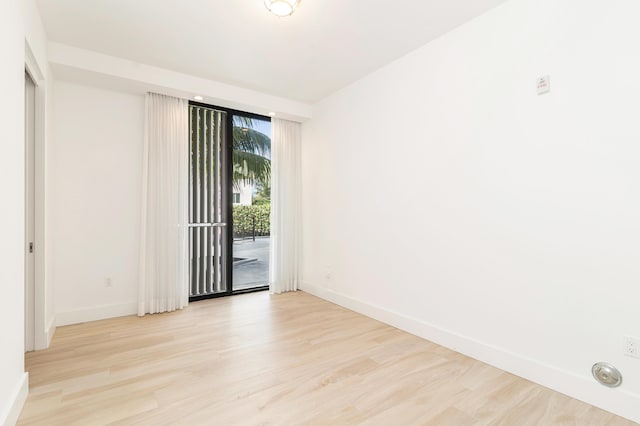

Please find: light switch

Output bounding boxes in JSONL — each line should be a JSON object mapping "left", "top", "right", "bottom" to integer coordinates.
{"left": 537, "top": 75, "right": 550, "bottom": 95}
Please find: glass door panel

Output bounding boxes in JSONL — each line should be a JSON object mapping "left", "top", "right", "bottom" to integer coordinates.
{"left": 231, "top": 115, "right": 271, "bottom": 291}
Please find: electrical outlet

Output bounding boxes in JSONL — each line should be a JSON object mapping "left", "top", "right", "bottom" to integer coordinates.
{"left": 624, "top": 337, "right": 640, "bottom": 359}
{"left": 105, "top": 277, "right": 112, "bottom": 287}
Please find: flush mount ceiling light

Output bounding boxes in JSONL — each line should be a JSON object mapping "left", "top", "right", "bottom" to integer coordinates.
{"left": 264, "top": 0, "right": 301, "bottom": 17}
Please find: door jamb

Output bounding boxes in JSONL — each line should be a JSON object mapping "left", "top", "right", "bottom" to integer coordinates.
{"left": 25, "top": 41, "right": 51, "bottom": 350}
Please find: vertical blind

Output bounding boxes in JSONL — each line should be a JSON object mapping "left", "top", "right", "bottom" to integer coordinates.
{"left": 189, "top": 105, "right": 227, "bottom": 297}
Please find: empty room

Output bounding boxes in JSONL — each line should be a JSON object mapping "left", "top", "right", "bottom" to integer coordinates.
{"left": 2, "top": 0, "right": 639, "bottom": 424}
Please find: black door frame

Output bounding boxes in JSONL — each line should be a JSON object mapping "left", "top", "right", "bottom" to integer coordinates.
{"left": 189, "top": 101, "right": 271, "bottom": 301}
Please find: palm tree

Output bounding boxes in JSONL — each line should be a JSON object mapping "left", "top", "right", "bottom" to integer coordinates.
{"left": 232, "top": 116, "right": 271, "bottom": 190}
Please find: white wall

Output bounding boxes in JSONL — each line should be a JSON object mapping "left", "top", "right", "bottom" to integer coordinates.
{"left": 48, "top": 43, "right": 312, "bottom": 123}
{"left": 51, "top": 81, "right": 144, "bottom": 325}
{"left": 302, "top": 0, "right": 640, "bottom": 421}
{"left": 0, "top": 0, "right": 28, "bottom": 422}
{"left": 235, "top": 183, "right": 254, "bottom": 206}
{"left": 0, "top": 0, "right": 51, "bottom": 422}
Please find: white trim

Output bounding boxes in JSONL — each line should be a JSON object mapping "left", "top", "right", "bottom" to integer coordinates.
{"left": 24, "top": 70, "right": 36, "bottom": 353}
{"left": 33, "top": 80, "right": 47, "bottom": 349}
{"left": 0, "top": 373, "right": 28, "bottom": 426}
{"left": 25, "top": 38, "right": 49, "bottom": 350}
{"left": 24, "top": 43, "right": 44, "bottom": 83}
{"left": 56, "top": 303, "right": 137, "bottom": 327}
{"left": 301, "top": 282, "right": 640, "bottom": 423}
{"left": 44, "top": 315, "right": 56, "bottom": 348}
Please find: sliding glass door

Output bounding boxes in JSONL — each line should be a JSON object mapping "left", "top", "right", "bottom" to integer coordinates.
{"left": 231, "top": 115, "right": 272, "bottom": 292}
{"left": 188, "top": 103, "right": 271, "bottom": 300}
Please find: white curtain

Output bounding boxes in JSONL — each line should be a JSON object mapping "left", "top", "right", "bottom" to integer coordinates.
{"left": 269, "top": 118, "right": 302, "bottom": 294}
{"left": 138, "top": 93, "right": 189, "bottom": 316}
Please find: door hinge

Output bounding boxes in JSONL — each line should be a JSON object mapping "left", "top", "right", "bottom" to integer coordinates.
{"left": 29, "top": 242, "right": 33, "bottom": 253}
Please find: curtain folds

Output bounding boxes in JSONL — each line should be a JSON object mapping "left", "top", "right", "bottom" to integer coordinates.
{"left": 138, "top": 93, "right": 189, "bottom": 316}
{"left": 269, "top": 118, "right": 302, "bottom": 294}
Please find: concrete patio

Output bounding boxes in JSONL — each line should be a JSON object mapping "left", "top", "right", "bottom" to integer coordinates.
{"left": 233, "top": 236, "right": 270, "bottom": 290}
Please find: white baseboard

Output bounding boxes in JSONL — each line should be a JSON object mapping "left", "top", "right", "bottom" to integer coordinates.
{"left": 301, "top": 282, "right": 640, "bottom": 423}
{"left": 34, "top": 315, "right": 56, "bottom": 351}
{"left": 1, "top": 373, "right": 28, "bottom": 426}
{"left": 45, "top": 315, "right": 56, "bottom": 347}
{"left": 56, "top": 302, "right": 137, "bottom": 326}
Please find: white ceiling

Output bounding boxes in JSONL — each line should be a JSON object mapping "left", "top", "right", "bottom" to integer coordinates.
{"left": 37, "top": 0, "right": 509, "bottom": 103}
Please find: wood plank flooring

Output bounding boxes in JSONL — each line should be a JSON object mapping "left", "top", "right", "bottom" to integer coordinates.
{"left": 19, "top": 291, "right": 635, "bottom": 425}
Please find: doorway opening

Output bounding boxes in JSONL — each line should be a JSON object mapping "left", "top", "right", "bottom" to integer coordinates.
{"left": 24, "top": 70, "right": 36, "bottom": 352}
{"left": 188, "top": 103, "right": 271, "bottom": 302}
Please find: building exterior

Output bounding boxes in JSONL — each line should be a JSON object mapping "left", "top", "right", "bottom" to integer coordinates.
{"left": 232, "top": 182, "right": 253, "bottom": 206}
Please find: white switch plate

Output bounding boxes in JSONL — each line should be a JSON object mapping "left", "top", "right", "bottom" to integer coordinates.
{"left": 537, "top": 75, "right": 550, "bottom": 95}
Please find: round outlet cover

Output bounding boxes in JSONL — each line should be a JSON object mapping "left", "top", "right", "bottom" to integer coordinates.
{"left": 592, "top": 362, "right": 622, "bottom": 388}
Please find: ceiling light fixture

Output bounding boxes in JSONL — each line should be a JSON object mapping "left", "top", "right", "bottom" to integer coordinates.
{"left": 264, "top": 0, "right": 301, "bottom": 17}
{"left": 194, "top": 95, "right": 203, "bottom": 101}
{"left": 268, "top": 112, "right": 276, "bottom": 117}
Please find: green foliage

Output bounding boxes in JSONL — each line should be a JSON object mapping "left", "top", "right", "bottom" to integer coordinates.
{"left": 252, "top": 183, "right": 271, "bottom": 206}
{"left": 232, "top": 117, "right": 271, "bottom": 189}
{"left": 252, "top": 197, "right": 270, "bottom": 207}
{"left": 233, "top": 204, "right": 270, "bottom": 237}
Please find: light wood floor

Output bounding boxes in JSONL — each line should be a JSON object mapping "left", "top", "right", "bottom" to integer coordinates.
{"left": 20, "top": 291, "right": 635, "bottom": 425}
